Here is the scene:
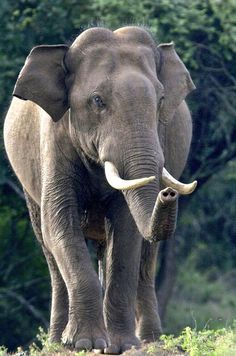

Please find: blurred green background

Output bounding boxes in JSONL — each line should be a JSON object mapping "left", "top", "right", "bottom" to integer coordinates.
{"left": 0, "top": 0, "right": 235, "bottom": 351}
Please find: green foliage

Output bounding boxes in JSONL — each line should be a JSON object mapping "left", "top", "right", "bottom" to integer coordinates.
{"left": 146, "top": 342, "right": 160, "bottom": 355}
{"left": 75, "top": 352, "right": 87, "bottom": 356}
{"left": 165, "top": 247, "right": 236, "bottom": 334}
{"left": 0, "top": 346, "right": 8, "bottom": 356}
{"left": 179, "top": 160, "right": 236, "bottom": 272}
{"left": 160, "top": 322, "right": 236, "bottom": 356}
{"left": 29, "top": 327, "right": 61, "bottom": 355}
{"left": 28, "top": 327, "right": 87, "bottom": 355}
{"left": 0, "top": 189, "right": 49, "bottom": 350}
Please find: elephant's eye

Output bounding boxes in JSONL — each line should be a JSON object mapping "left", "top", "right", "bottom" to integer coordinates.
{"left": 92, "top": 94, "right": 106, "bottom": 109}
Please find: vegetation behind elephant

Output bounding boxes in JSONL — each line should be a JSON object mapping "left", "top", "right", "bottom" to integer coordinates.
{"left": 3, "top": 26, "right": 196, "bottom": 354}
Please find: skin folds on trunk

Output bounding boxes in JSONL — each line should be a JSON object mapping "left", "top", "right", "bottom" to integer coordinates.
{"left": 149, "top": 187, "right": 178, "bottom": 241}
{"left": 124, "top": 185, "right": 178, "bottom": 242}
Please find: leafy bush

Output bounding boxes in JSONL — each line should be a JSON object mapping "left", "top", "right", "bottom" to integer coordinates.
{"left": 160, "top": 321, "right": 236, "bottom": 356}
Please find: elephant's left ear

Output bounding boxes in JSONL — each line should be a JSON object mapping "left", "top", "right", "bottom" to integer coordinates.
{"left": 157, "top": 42, "right": 196, "bottom": 124}
{"left": 13, "top": 45, "right": 69, "bottom": 121}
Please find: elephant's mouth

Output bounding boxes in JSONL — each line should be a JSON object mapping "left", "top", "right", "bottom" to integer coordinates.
{"left": 104, "top": 161, "right": 197, "bottom": 195}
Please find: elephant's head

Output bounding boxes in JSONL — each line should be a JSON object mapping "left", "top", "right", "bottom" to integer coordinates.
{"left": 13, "top": 26, "right": 196, "bottom": 241}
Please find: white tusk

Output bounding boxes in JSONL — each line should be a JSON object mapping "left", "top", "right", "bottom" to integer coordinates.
{"left": 104, "top": 161, "right": 156, "bottom": 190}
{"left": 162, "top": 168, "right": 197, "bottom": 195}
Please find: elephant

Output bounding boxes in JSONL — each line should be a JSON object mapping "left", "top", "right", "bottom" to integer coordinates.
{"left": 4, "top": 26, "right": 197, "bottom": 354}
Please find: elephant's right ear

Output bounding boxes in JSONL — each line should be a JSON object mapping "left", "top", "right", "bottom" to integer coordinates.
{"left": 157, "top": 42, "right": 196, "bottom": 125}
{"left": 13, "top": 45, "right": 69, "bottom": 122}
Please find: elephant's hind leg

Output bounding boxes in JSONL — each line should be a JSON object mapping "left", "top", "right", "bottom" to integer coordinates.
{"left": 136, "top": 240, "right": 162, "bottom": 342}
{"left": 24, "top": 190, "right": 68, "bottom": 342}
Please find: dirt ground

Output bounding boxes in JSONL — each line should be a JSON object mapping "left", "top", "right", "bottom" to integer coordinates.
{"left": 84, "top": 342, "right": 186, "bottom": 356}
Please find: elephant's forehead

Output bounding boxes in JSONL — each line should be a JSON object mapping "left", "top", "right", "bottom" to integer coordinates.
{"left": 69, "top": 44, "right": 156, "bottom": 78}
{"left": 67, "top": 27, "right": 157, "bottom": 73}
{"left": 66, "top": 26, "right": 158, "bottom": 76}
{"left": 70, "top": 26, "right": 156, "bottom": 51}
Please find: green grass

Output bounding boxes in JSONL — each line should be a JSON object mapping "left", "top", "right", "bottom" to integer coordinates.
{"left": 1, "top": 323, "right": 235, "bottom": 355}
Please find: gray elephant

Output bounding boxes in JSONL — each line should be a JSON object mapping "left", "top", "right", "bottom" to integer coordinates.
{"left": 4, "top": 26, "right": 196, "bottom": 354}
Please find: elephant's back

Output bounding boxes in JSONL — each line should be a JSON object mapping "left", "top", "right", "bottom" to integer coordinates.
{"left": 4, "top": 97, "right": 41, "bottom": 203}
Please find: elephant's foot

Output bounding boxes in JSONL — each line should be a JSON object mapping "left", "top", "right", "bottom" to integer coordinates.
{"left": 104, "top": 333, "right": 140, "bottom": 354}
{"left": 62, "top": 317, "right": 108, "bottom": 351}
{"left": 137, "top": 317, "right": 162, "bottom": 343}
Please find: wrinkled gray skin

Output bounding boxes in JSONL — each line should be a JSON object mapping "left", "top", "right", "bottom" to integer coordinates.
{"left": 4, "top": 27, "right": 194, "bottom": 354}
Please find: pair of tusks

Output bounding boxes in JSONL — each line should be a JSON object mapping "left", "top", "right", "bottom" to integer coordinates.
{"left": 104, "top": 161, "right": 197, "bottom": 195}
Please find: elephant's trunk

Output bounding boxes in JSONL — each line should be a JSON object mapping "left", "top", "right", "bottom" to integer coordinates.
{"left": 149, "top": 187, "right": 178, "bottom": 241}
{"left": 104, "top": 161, "right": 195, "bottom": 241}
{"left": 122, "top": 183, "right": 178, "bottom": 242}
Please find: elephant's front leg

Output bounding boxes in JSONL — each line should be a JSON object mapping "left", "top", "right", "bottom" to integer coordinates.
{"left": 104, "top": 196, "right": 142, "bottom": 354}
{"left": 136, "top": 240, "right": 162, "bottom": 342}
{"left": 41, "top": 182, "right": 108, "bottom": 351}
